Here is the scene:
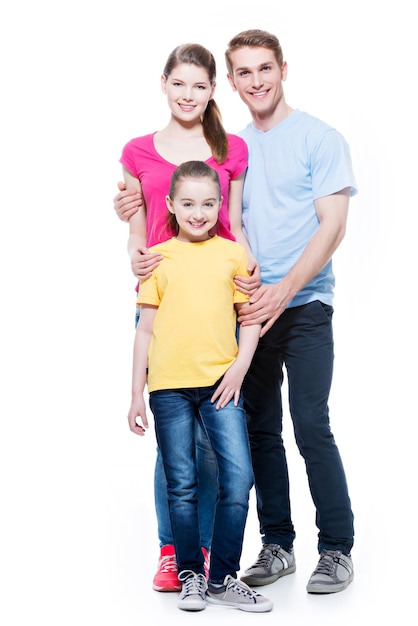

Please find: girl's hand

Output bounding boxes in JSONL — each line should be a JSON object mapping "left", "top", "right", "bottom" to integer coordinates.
{"left": 127, "top": 397, "right": 149, "bottom": 435}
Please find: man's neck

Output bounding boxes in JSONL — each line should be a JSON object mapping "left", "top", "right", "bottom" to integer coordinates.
{"left": 252, "top": 104, "right": 294, "bottom": 132}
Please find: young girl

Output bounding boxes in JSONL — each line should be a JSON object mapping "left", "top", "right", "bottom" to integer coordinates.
{"left": 128, "top": 161, "right": 271, "bottom": 613}
{"left": 119, "top": 43, "right": 260, "bottom": 592}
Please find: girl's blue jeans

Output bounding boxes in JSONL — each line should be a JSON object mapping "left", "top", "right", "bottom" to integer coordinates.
{"left": 150, "top": 384, "right": 253, "bottom": 582}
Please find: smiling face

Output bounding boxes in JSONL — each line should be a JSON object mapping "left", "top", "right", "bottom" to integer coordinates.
{"left": 166, "top": 175, "right": 221, "bottom": 242}
{"left": 227, "top": 46, "right": 288, "bottom": 126}
{"left": 161, "top": 63, "right": 216, "bottom": 124}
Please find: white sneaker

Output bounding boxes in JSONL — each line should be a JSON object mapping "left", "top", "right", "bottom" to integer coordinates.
{"left": 206, "top": 575, "right": 273, "bottom": 612}
{"left": 177, "top": 570, "right": 207, "bottom": 611}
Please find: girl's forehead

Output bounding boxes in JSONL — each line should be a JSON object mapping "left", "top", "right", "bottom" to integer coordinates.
{"left": 174, "top": 177, "right": 219, "bottom": 196}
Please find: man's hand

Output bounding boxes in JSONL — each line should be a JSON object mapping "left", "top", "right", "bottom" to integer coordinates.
{"left": 234, "top": 262, "right": 261, "bottom": 297}
{"left": 237, "top": 283, "right": 288, "bottom": 337}
{"left": 114, "top": 181, "right": 143, "bottom": 222}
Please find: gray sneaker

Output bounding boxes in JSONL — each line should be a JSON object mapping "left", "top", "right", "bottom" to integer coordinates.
{"left": 306, "top": 550, "right": 354, "bottom": 594}
{"left": 206, "top": 575, "right": 273, "bottom": 612}
{"left": 177, "top": 570, "right": 207, "bottom": 611}
{"left": 240, "top": 543, "right": 296, "bottom": 586}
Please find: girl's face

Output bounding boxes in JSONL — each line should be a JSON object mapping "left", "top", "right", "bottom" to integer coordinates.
{"left": 166, "top": 177, "right": 221, "bottom": 242}
{"left": 161, "top": 63, "right": 216, "bottom": 123}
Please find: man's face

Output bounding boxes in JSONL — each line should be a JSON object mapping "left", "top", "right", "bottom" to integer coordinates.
{"left": 227, "top": 46, "right": 287, "bottom": 118}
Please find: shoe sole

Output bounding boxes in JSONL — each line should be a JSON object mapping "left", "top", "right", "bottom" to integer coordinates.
{"left": 206, "top": 596, "right": 273, "bottom": 612}
{"left": 240, "top": 564, "right": 296, "bottom": 587}
{"left": 153, "top": 583, "right": 182, "bottom": 592}
{"left": 177, "top": 600, "right": 206, "bottom": 611}
{"left": 306, "top": 573, "right": 354, "bottom": 594}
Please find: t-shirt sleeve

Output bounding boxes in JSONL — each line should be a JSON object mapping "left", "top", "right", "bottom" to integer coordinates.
{"left": 119, "top": 139, "right": 137, "bottom": 177}
{"left": 228, "top": 134, "right": 249, "bottom": 180}
{"left": 310, "top": 129, "right": 358, "bottom": 200}
{"left": 136, "top": 273, "right": 160, "bottom": 307}
{"left": 233, "top": 246, "right": 251, "bottom": 304}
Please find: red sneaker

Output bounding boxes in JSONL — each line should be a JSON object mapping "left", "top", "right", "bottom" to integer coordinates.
{"left": 152, "top": 545, "right": 181, "bottom": 592}
{"left": 202, "top": 547, "right": 210, "bottom": 580}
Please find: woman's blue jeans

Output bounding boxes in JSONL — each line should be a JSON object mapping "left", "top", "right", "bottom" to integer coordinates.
{"left": 150, "top": 384, "right": 253, "bottom": 582}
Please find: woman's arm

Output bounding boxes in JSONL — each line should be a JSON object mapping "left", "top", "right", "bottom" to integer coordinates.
{"left": 228, "top": 171, "right": 261, "bottom": 295}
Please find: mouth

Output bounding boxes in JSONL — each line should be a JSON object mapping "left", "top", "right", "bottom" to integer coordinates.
{"left": 249, "top": 89, "right": 269, "bottom": 99}
{"left": 179, "top": 103, "right": 195, "bottom": 112}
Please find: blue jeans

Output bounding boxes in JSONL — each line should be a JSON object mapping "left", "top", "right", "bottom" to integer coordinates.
{"left": 154, "top": 421, "right": 218, "bottom": 549}
{"left": 243, "top": 300, "right": 354, "bottom": 554}
{"left": 136, "top": 305, "right": 219, "bottom": 550}
{"left": 150, "top": 384, "right": 254, "bottom": 583}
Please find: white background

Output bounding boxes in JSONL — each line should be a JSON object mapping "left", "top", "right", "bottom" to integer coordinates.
{"left": 1, "top": 1, "right": 416, "bottom": 623}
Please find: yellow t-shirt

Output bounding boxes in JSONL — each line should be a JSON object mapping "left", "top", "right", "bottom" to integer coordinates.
{"left": 137, "top": 235, "right": 250, "bottom": 392}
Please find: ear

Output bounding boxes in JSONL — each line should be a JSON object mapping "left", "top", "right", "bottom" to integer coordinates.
{"left": 210, "top": 81, "right": 217, "bottom": 99}
{"left": 165, "top": 195, "right": 175, "bottom": 213}
{"left": 161, "top": 74, "right": 167, "bottom": 94}
{"left": 226, "top": 73, "right": 238, "bottom": 92}
{"left": 281, "top": 61, "right": 288, "bottom": 81}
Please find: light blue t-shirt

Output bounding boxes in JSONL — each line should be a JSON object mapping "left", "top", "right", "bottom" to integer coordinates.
{"left": 240, "top": 109, "right": 358, "bottom": 308}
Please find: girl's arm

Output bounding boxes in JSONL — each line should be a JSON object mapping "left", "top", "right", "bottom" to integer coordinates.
{"left": 211, "top": 302, "right": 261, "bottom": 409}
{"left": 228, "top": 171, "right": 261, "bottom": 295}
{"left": 123, "top": 168, "right": 163, "bottom": 280}
{"left": 127, "top": 304, "right": 158, "bottom": 435}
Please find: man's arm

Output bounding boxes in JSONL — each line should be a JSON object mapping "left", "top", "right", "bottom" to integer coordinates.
{"left": 238, "top": 188, "right": 350, "bottom": 336}
{"left": 114, "top": 180, "right": 142, "bottom": 222}
{"left": 119, "top": 170, "right": 163, "bottom": 279}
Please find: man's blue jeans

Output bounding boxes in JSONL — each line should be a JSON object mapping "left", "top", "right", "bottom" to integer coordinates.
{"left": 243, "top": 300, "right": 354, "bottom": 554}
{"left": 150, "top": 384, "right": 253, "bottom": 582}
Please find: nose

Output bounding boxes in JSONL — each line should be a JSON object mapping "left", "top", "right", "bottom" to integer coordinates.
{"left": 192, "top": 205, "right": 204, "bottom": 219}
{"left": 252, "top": 72, "right": 264, "bottom": 89}
{"left": 182, "top": 86, "right": 194, "bottom": 101}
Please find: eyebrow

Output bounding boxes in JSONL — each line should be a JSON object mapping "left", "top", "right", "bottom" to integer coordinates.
{"left": 179, "top": 197, "right": 218, "bottom": 202}
{"left": 234, "top": 62, "right": 273, "bottom": 72}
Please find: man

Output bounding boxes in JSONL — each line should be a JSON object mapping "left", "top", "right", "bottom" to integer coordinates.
{"left": 114, "top": 29, "right": 357, "bottom": 595}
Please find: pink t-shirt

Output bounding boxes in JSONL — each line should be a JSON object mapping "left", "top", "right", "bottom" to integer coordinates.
{"left": 119, "top": 132, "right": 248, "bottom": 247}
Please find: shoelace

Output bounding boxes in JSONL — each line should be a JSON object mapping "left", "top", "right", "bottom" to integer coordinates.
{"left": 250, "top": 544, "right": 276, "bottom": 568}
{"left": 159, "top": 553, "right": 178, "bottom": 574}
{"left": 225, "top": 576, "right": 260, "bottom": 602}
{"left": 312, "top": 550, "right": 340, "bottom": 575}
{"left": 179, "top": 571, "right": 207, "bottom": 597}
